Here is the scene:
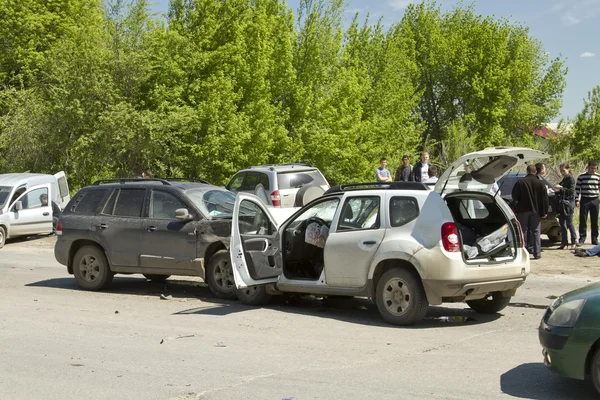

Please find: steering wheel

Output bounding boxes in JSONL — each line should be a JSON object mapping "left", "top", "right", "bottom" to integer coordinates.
{"left": 306, "top": 216, "right": 327, "bottom": 227}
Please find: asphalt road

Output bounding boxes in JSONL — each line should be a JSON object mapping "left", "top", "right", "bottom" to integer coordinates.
{"left": 0, "top": 237, "right": 598, "bottom": 400}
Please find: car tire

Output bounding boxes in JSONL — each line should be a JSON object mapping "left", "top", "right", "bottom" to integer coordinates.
{"left": 0, "top": 226, "right": 5, "bottom": 249}
{"left": 591, "top": 348, "right": 600, "bottom": 394}
{"left": 236, "top": 285, "right": 272, "bottom": 306}
{"left": 466, "top": 292, "right": 511, "bottom": 313}
{"left": 73, "top": 245, "right": 114, "bottom": 291}
{"left": 206, "top": 250, "right": 237, "bottom": 300}
{"left": 547, "top": 234, "right": 561, "bottom": 243}
{"left": 143, "top": 274, "right": 170, "bottom": 283}
{"left": 294, "top": 185, "right": 325, "bottom": 207}
{"left": 375, "top": 267, "right": 429, "bottom": 326}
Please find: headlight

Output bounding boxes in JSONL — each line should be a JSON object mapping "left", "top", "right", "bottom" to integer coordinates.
{"left": 547, "top": 299, "right": 586, "bottom": 327}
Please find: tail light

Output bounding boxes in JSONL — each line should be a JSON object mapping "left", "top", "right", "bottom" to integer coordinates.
{"left": 56, "top": 220, "right": 63, "bottom": 236}
{"left": 516, "top": 220, "right": 525, "bottom": 248}
{"left": 441, "top": 222, "right": 460, "bottom": 252}
{"left": 270, "top": 190, "right": 281, "bottom": 207}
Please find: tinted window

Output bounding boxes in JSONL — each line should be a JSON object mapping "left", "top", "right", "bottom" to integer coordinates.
{"left": 277, "top": 170, "right": 327, "bottom": 189}
{"left": 150, "top": 190, "right": 186, "bottom": 219}
{"left": 227, "top": 173, "right": 245, "bottom": 191}
{"left": 102, "top": 190, "right": 117, "bottom": 215}
{"left": 72, "top": 189, "right": 108, "bottom": 214}
{"left": 241, "top": 172, "right": 260, "bottom": 190}
{"left": 338, "top": 197, "right": 380, "bottom": 231}
{"left": 113, "top": 189, "right": 146, "bottom": 217}
{"left": 390, "top": 197, "right": 419, "bottom": 227}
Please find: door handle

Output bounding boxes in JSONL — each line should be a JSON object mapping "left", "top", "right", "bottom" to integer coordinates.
{"left": 97, "top": 224, "right": 108, "bottom": 230}
{"left": 147, "top": 226, "right": 157, "bottom": 232}
{"left": 362, "top": 240, "right": 377, "bottom": 245}
{"left": 43, "top": 212, "right": 50, "bottom": 216}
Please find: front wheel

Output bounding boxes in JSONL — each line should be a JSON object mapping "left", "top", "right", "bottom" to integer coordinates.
{"left": 466, "top": 292, "right": 510, "bottom": 313}
{"left": 375, "top": 268, "right": 429, "bottom": 326}
{"left": 591, "top": 348, "right": 600, "bottom": 395}
{"left": 73, "top": 245, "right": 113, "bottom": 291}
{"left": 236, "top": 285, "right": 272, "bottom": 306}
{"left": 0, "top": 226, "right": 5, "bottom": 249}
{"left": 206, "top": 250, "right": 237, "bottom": 300}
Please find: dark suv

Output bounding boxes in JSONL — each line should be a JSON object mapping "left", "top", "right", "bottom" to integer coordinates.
{"left": 54, "top": 178, "right": 238, "bottom": 299}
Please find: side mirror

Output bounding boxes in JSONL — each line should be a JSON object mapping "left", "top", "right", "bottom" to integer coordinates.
{"left": 175, "top": 208, "right": 193, "bottom": 221}
{"left": 13, "top": 201, "right": 23, "bottom": 212}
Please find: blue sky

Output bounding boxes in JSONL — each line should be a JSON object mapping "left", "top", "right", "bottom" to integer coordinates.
{"left": 150, "top": 0, "right": 600, "bottom": 121}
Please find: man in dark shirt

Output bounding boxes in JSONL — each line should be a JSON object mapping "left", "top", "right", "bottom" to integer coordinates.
{"left": 413, "top": 152, "right": 433, "bottom": 182}
{"left": 512, "top": 164, "right": 549, "bottom": 260}
{"left": 394, "top": 155, "right": 413, "bottom": 182}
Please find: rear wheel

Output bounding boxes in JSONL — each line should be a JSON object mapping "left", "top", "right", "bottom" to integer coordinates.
{"left": 143, "top": 274, "right": 170, "bottom": 283}
{"left": 73, "top": 245, "right": 113, "bottom": 291}
{"left": 206, "top": 250, "right": 237, "bottom": 300}
{"left": 236, "top": 285, "right": 272, "bottom": 306}
{"left": 0, "top": 226, "right": 5, "bottom": 249}
{"left": 466, "top": 292, "right": 510, "bottom": 313}
{"left": 591, "top": 348, "right": 600, "bottom": 395}
{"left": 375, "top": 268, "right": 428, "bottom": 326}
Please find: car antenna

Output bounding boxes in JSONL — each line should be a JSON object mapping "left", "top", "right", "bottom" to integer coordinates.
{"left": 439, "top": 165, "right": 455, "bottom": 196}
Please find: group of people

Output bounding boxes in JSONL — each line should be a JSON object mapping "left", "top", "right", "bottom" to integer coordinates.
{"left": 511, "top": 160, "right": 600, "bottom": 260}
{"left": 376, "top": 152, "right": 438, "bottom": 184}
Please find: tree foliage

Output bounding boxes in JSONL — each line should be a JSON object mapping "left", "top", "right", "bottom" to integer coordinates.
{"left": 0, "top": 0, "right": 568, "bottom": 189}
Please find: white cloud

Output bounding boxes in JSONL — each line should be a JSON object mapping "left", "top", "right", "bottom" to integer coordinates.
{"left": 580, "top": 52, "right": 596, "bottom": 57}
{"left": 389, "top": 0, "right": 414, "bottom": 10}
{"left": 550, "top": 0, "right": 600, "bottom": 25}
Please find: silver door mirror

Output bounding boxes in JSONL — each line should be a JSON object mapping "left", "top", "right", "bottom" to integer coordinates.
{"left": 13, "top": 201, "right": 23, "bottom": 212}
{"left": 175, "top": 208, "right": 193, "bottom": 221}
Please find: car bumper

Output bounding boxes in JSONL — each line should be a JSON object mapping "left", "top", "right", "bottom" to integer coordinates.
{"left": 54, "top": 238, "right": 70, "bottom": 267}
{"left": 539, "top": 321, "right": 587, "bottom": 380}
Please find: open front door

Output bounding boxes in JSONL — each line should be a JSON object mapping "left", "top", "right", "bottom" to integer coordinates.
{"left": 231, "top": 194, "right": 283, "bottom": 288}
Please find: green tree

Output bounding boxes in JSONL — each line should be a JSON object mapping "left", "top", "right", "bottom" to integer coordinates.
{"left": 571, "top": 86, "right": 600, "bottom": 162}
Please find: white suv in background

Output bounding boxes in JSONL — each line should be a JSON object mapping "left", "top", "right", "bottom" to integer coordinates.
{"left": 229, "top": 147, "right": 549, "bottom": 326}
{"left": 226, "top": 164, "right": 329, "bottom": 208}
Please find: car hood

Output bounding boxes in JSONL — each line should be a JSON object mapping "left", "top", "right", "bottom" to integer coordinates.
{"left": 558, "top": 282, "right": 600, "bottom": 303}
{"left": 435, "top": 147, "right": 550, "bottom": 194}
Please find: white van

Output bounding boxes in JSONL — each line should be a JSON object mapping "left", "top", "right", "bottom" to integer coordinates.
{"left": 0, "top": 172, "right": 70, "bottom": 248}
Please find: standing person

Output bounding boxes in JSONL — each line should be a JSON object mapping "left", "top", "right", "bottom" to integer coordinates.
{"left": 139, "top": 169, "right": 153, "bottom": 178}
{"left": 536, "top": 162, "right": 554, "bottom": 195}
{"left": 394, "top": 155, "right": 413, "bottom": 182}
{"left": 511, "top": 164, "right": 549, "bottom": 260}
{"left": 413, "top": 152, "right": 433, "bottom": 182}
{"left": 554, "top": 163, "right": 578, "bottom": 249}
{"left": 575, "top": 161, "right": 600, "bottom": 245}
{"left": 376, "top": 158, "right": 393, "bottom": 183}
{"left": 424, "top": 165, "right": 438, "bottom": 184}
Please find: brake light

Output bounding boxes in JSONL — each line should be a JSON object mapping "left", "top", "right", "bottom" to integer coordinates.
{"left": 270, "top": 190, "right": 281, "bottom": 207}
{"left": 516, "top": 220, "right": 525, "bottom": 248}
{"left": 441, "top": 222, "right": 460, "bottom": 252}
{"left": 56, "top": 220, "right": 63, "bottom": 236}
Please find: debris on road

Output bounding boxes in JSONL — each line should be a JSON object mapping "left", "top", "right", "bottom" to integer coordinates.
{"left": 160, "top": 294, "right": 173, "bottom": 300}
{"left": 214, "top": 342, "right": 226, "bottom": 347}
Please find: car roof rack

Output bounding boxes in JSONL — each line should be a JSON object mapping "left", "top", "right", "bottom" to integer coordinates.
{"left": 92, "top": 178, "right": 171, "bottom": 186}
{"left": 249, "top": 163, "right": 314, "bottom": 170}
{"left": 325, "top": 182, "right": 429, "bottom": 194}
{"left": 162, "top": 178, "right": 210, "bottom": 184}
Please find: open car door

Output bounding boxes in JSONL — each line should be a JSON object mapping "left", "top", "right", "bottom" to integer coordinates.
{"left": 54, "top": 171, "right": 71, "bottom": 208}
{"left": 231, "top": 193, "right": 284, "bottom": 288}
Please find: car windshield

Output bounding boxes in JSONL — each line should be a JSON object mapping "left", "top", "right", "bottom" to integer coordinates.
{"left": 0, "top": 186, "right": 12, "bottom": 209}
{"left": 185, "top": 188, "right": 236, "bottom": 218}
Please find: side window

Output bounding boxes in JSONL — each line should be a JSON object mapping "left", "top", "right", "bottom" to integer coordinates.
{"left": 17, "top": 187, "right": 49, "bottom": 210}
{"left": 102, "top": 190, "right": 117, "bottom": 215}
{"left": 58, "top": 177, "right": 69, "bottom": 198}
{"left": 238, "top": 200, "right": 275, "bottom": 235}
{"left": 113, "top": 189, "right": 146, "bottom": 217}
{"left": 71, "top": 189, "right": 108, "bottom": 214}
{"left": 227, "top": 173, "right": 245, "bottom": 191}
{"left": 258, "top": 173, "right": 270, "bottom": 190}
{"left": 150, "top": 190, "right": 186, "bottom": 219}
{"left": 241, "top": 173, "right": 259, "bottom": 190}
{"left": 338, "top": 197, "right": 380, "bottom": 231}
{"left": 389, "top": 197, "right": 419, "bottom": 227}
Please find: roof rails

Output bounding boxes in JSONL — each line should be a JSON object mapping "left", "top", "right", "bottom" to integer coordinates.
{"left": 325, "top": 182, "right": 429, "bottom": 194}
{"left": 162, "top": 178, "right": 210, "bottom": 184}
{"left": 92, "top": 178, "right": 171, "bottom": 186}
{"left": 249, "top": 162, "right": 314, "bottom": 170}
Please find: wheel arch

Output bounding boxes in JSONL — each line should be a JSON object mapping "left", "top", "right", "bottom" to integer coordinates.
{"left": 585, "top": 337, "right": 600, "bottom": 377}
{"left": 68, "top": 240, "right": 109, "bottom": 274}
{"left": 203, "top": 241, "right": 228, "bottom": 270}
{"left": 369, "top": 258, "right": 434, "bottom": 304}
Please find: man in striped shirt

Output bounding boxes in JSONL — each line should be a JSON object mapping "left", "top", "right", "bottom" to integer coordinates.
{"left": 576, "top": 161, "right": 600, "bottom": 245}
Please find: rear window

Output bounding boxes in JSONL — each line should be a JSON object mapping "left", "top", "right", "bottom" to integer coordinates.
{"left": 58, "top": 176, "right": 69, "bottom": 198}
{"left": 277, "top": 170, "right": 327, "bottom": 189}
{"left": 71, "top": 189, "right": 108, "bottom": 214}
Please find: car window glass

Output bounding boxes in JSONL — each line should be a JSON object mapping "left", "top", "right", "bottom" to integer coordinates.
{"left": 258, "top": 173, "right": 270, "bottom": 189}
{"left": 113, "top": 189, "right": 146, "bottom": 217}
{"left": 17, "top": 187, "right": 49, "bottom": 210}
{"left": 72, "top": 189, "right": 108, "bottom": 214}
{"left": 58, "top": 176, "right": 69, "bottom": 198}
{"left": 277, "top": 170, "right": 327, "bottom": 189}
{"left": 389, "top": 197, "right": 420, "bottom": 227}
{"left": 102, "top": 190, "right": 117, "bottom": 215}
{"left": 10, "top": 186, "right": 26, "bottom": 206}
{"left": 241, "top": 173, "right": 259, "bottom": 190}
{"left": 150, "top": 190, "right": 186, "bottom": 219}
{"left": 0, "top": 186, "right": 11, "bottom": 209}
{"left": 338, "top": 197, "right": 380, "bottom": 231}
{"left": 228, "top": 174, "right": 245, "bottom": 191}
{"left": 288, "top": 198, "right": 340, "bottom": 228}
{"left": 238, "top": 200, "right": 274, "bottom": 235}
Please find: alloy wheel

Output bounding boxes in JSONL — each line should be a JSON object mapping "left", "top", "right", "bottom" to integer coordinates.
{"left": 382, "top": 277, "right": 411, "bottom": 316}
